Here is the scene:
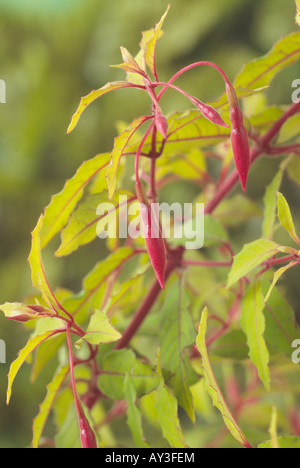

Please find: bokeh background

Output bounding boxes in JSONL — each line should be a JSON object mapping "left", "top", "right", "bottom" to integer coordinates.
{"left": 0, "top": 0, "right": 299, "bottom": 448}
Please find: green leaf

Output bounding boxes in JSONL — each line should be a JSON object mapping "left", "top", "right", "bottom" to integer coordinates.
{"left": 241, "top": 281, "right": 270, "bottom": 391}
{"left": 196, "top": 307, "right": 250, "bottom": 448}
{"left": 234, "top": 32, "right": 300, "bottom": 90}
{"left": 258, "top": 435, "right": 300, "bottom": 448}
{"left": 55, "top": 190, "right": 135, "bottom": 257}
{"left": 262, "top": 170, "right": 285, "bottom": 239}
{"left": 277, "top": 192, "right": 300, "bottom": 244}
{"left": 123, "top": 374, "right": 150, "bottom": 448}
{"left": 262, "top": 282, "right": 300, "bottom": 356}
{"left": 106, "top": 116, "right": 149, "bottom": 199}
{"left": 32, "top": 365, "right": 69, "bottom": 448}
{"left": 159, "top": 279, "right": 197, "bottom": 422}
{"left": 67, "top": 81, "right": 135, "bottom": 133}
{"left": 40, "top": 153, "right": 111, "bottom": 248}
{"left": 63, "top": 247, "right": 134, "bottom": 322}
{"left": 227, "top": 238, "right": 279, "bottom": 288}
{"left": 156, "top": 147, "right": 207, "bottom": 181}
{"left": 143, "top": 5, "right": 170, "bottom": 78}
{"left": 7, "top": 330, "right": 60, "bottom": 405}
{"left": 155, "top": 381, "right": 188, "bottom": 449}
{"left": 98, "top": 349, "right": 159, "bottom": 400}
{"left": 76, "top": 309, "right": 121, "bottom": 348}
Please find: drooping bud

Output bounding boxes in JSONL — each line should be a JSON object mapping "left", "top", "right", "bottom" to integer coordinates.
{"left": 154, "top": 106, "right": 168, "bottom": 140}
{"left": 225, "top": 82, "right": 250, "bottom": 192}
{"left": 136, "top": 180, "right": 166, "bottom": 289}
{"left": 77, "top": 401, "right": 97, "bottom": 449}
{"left": 190, "top": 96, "right": 229, "bottom": 128}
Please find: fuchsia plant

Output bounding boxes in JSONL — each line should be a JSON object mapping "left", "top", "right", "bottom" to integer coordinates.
{"left": 2, "top": 5, "right": 300, "bottom": 449}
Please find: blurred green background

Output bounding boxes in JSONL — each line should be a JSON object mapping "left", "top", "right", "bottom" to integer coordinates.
{"left": 0, "top": 0, "right": 299, "bottom": 448}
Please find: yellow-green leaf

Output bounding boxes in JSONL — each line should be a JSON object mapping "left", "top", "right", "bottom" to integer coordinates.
{"left": 296, "top": 0, "right": 300, "bottom": 26}
{"left": 106, "top": 116, "right": 149, "bottom": 199}
{"left": 227, "top": 238, "right": 279, "bottom": 288}
{"left": 7, "top": 330, "right": 60, "bottom": 405}
{"left": 111, "top": 47, "right": 146, "bottom": 83}
{"left": 277, "top": 192, "right": 300, "bottom": 244}
{"left": 40, "top": 153, "right": 111, "bottom": 248}
{"left": 156, "top": 382, "right": 188, "bottom": 449}
{"left": 67, "top": 81, "right": 134, "bottom": 133}
{"left": 196, "top": 307, "right": 250, "bottom": 448}
{"left": 76, "top": 309, "right": 121, "bottom": 348}
{"left": 28, "top": 215, "right": 56, "bottom": 306}
{"left": 262, "top": 170, "right": 285, "bottom": 239}
{"left": 143, "top": 5, "right": 170, "bottom": 78}
{"left": 234, "top": 32, "right": 300, "bottom": 90}
{"left": 241, "top": 281, "right": 270, "bottom": 391}
{"left": 55, "top": 190, "right": 135, "bottom": 257}
{"left": 123, "top": 373, "right": 150, "bottom": 448}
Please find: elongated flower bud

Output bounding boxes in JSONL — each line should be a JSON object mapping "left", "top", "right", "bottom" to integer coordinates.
{"left": 136, "top": 180, "right": 166, "bottom": 289}
{"left": 7, "top": 314, "right": 34, "bottom": 323}
{"left": 155, "top": 106, "right": 168, "bottom": 140}
{"left": 226, "top": 82, "right": 250, "bottom": 192}
{"left": 189, "top": 96, "right": 229, "bottom": 128}
{"left": 77, "top": 401, "right": 97, "bottom": 449}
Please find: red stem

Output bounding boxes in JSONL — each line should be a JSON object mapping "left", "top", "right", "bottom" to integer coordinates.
{"left": 135, "top": 122, "right": 155, "bottom": 185}
{"left": 66, "top": 325, "right": 81, "bottom": 415}
{"left": 156, "top": 61, "right": 230, "bottom": 103}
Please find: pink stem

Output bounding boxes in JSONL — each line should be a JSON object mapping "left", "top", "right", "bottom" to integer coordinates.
{"left": 156, "top": 61, "right": 230, "bottom": 103}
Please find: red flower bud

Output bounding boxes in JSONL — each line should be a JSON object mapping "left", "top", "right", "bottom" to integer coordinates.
{"left": 77, "top": 402, "right": 97, "bottom": 449}
{"left": 225, "top": 82, "right": 250, "bottom": 192}
{"left": 136, "top": 180, "right": 166, "bottom": 289}
{"left": 230, "top": 126, "right": 250, "bottom": 192}
{"left": 7, "top": 314, "right": 34, "bottom": 323}
{"left": 155, "top": 106, "right": 168, "bottom": 140}
{"left": 190, "top": 97, "right": 229, "bottom": 128}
